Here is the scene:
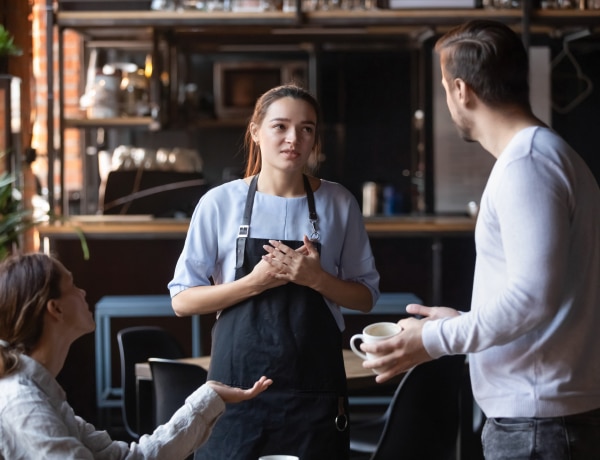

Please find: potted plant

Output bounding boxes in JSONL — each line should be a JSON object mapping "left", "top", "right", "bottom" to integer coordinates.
{"left": 0, "top": 171, "right": 32, "bottom": 260}
{"left": 0, "top": 24, "right": 22, "bottom": 74}
{"left": 0, "top": 169, "right": 90, "bottom": 260}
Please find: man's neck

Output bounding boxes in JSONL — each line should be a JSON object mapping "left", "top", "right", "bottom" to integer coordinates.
{"left": 477, "top": 106, "right": 544, "bottom": 159}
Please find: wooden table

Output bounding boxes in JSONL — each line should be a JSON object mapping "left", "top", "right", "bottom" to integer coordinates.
{"left": 135, "top": 349, "right": 401, "bottom": 434}
{"left": 135, "top": 349, "right": 383, "bottom": 392}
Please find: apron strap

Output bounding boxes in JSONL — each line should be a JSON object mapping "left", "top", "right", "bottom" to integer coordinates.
{"left": 236, "top": 175, "right": 259, "bottom": 269}
{"left": 303, "top": 174, "right": 320, "bottom": 241}
{"left": 239, "top": 174, "right": 258, "bottom": 235}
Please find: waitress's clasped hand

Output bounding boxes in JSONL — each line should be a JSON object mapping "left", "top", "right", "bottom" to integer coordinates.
{"left": 261, "top": 236, "right": 323, "bottom": 287}
{"left": 361, "top": 303, "right": 460, "bottom": 383}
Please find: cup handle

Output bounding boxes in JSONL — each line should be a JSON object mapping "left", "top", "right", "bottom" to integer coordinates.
{"left": 350, "top": 334, "right": 368, "bottom": 360}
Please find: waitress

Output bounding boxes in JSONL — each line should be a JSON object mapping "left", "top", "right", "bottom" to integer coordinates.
{"left": 168, "top": 84, "right": 380, "bottom": 460}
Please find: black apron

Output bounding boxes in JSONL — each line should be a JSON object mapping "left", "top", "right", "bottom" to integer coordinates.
{"left": 195, "top": 175, "right": 349, "bottom": 460}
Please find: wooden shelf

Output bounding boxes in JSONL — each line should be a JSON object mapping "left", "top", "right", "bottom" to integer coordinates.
{"left": 56, "top": 10, "right": 299, "bottom": 29}
{"left": 56, "top": 8, "right": 600, "bottom": 27}
{"left": 64, "top": 116, "right": 157, "bottom": 129}
{"left": 54, "top": 8, "right": 600, "bottom": 42}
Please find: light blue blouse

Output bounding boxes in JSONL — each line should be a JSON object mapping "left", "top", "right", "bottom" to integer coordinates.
{"left": 169, "top": 178, "right": 380, "bottom": 330}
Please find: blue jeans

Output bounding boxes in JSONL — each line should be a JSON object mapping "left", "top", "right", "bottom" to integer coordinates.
{"left": 482, "top": 407, "right": 600, "bottom": 460}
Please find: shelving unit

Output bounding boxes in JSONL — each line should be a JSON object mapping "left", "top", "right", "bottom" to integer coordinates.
{"left": 53, "top": 8, "right": 600, "bottom": 31}
{"left": 48, "top": 2, "right": 600, "bottom": 215}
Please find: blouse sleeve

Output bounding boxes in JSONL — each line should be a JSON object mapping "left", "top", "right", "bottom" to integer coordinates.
{"left": 169, "top": 190, "right": 223, "bottom": 296}
{"left": 0, "top": 389, "right": 96, "bottom": 459}
{"left": 89, "top": 385, "right": 226, "bottom": 459}
{"left": 1, "top": 383, "right": 224, "bottom": 460}
{"left": 328, "top": 184, "right": 380, "bottom": 306}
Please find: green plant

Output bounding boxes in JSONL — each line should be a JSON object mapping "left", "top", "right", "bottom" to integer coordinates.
{"left": 0, "top": 25, "right": 22, "bottom": 56}
{"left": 0, "top": 171, "right": 32, "bottom": 259}
{"left": 0, "top": 170, "right": 89, "bottom": 261}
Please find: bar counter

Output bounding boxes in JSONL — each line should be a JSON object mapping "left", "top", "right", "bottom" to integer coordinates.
{"left": 38, "top": 215, "right": 476, "bottom": 240}
{"left": 39, "top": 215, "right": 476, "bottom": 307}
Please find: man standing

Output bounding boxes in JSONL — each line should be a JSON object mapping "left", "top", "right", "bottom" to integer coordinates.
{"left": 361, "top": 20, "right": 600, "bottom": 459}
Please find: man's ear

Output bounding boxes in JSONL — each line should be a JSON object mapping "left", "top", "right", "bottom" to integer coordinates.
{"left": 454, "top": 78, "right": 468, "bottom": 101}
{"left": 455, "top": 78, "right": 475, "bottom": 107}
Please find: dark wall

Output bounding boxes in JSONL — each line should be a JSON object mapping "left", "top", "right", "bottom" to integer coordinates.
{"left": 550, "top": 35, "right": 600, "bottom": 184}
{"left": 370, "top": 236, "right": 475, "bottom": 308}
{"left": 318, "top": 49, "right": 414, "bottom": 210}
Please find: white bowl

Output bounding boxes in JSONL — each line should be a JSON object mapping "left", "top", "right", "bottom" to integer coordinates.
{"left": 258, "top": 456, "right": 299, "bottom": 460}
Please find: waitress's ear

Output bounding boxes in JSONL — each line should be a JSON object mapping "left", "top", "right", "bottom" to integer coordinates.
{"left": 250, "top": 122, "right": 259, "bottom": 143}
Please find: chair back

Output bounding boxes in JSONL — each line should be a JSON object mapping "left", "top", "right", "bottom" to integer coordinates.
{"left": 102, "top": 170, "right": 208, "bottom": 217}
{"left": 117, "top": 326, "right": 185, "bottom": 439}
{"left": 372, "top": 354, "right": 466, "bottom": 460}
{"left": 149, "top": 358, "right": 208, "bottom": 426}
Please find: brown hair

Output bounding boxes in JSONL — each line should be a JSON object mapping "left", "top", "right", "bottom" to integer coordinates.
{"left": 435, "top": 20, "right": 531, "bottom": 110}
{"left": 0, "top": 253, "right": 62, "bottom": 377}
{"left": 243, "top": 84, "right": 322, "bottom": 178}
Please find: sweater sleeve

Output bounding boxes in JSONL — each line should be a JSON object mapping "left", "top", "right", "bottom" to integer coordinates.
{"left": 423, "top": 144, "right": 571, "bottom": 357}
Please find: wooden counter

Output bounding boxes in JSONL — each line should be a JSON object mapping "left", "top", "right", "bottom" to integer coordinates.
{"left": 38, "top": 215, "right": 475, "bottom": 240}
{"left": 38, "top": 214, "right": 476, "bottom": 308}
{"left": 38, "top": 215, "right": 475, "bottom": 307}
{"left": 365, "top": 215, "right": 475, "bottom": 237}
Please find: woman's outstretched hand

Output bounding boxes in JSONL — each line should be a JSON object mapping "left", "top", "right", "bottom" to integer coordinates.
{"left": 207, "top": 376, "right": 273, "bottom": 403}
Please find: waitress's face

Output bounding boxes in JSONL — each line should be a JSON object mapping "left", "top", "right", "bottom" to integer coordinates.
{"left": 251, "top": 96, "right": 317, "bottom": 174}
{"left": 54, "top": 262, "right": 95, "bottom": 339}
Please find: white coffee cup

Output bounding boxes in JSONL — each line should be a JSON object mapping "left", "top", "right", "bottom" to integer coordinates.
{"left": 350, "top": 322, "right": 402, "bottom": 374}
{"left": 259, "top": 456, "right": 299, "bottom": 460}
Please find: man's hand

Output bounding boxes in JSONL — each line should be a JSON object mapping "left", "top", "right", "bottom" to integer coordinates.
{"left": 361, "top": 303, "right": 460, "bottom": 383}
{"left": 405, "top": 303, "right": 460, "bottom": 321}
{"left": 361, "top": 318, "right": 431, "bottom": 383}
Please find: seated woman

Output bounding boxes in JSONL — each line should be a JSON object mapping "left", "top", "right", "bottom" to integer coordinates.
{"left": 0, "top": 252, "right": 272, "bottom": 459}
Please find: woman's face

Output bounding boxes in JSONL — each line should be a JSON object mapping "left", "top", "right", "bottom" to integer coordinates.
{"left": 251, "top": 96, "right": 317, "bottom": 174}
{"left": 54, "top": 262, "right": 95, "bottom": 338}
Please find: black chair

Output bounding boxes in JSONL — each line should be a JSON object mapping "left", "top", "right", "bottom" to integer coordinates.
{"left": 102, "top": 170, "right": 208, "bottom": 217}
{"left": 148, "top": 358, "right": 208, "bottom": 460}
{"left": 350, "top": 355, "right": 466, "bottom": 460}
{"left": 117, "top": 326, "right": 185, "bottom": 439}
{"left": 148, "top": 357, "right": 208, "bottom": 426}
